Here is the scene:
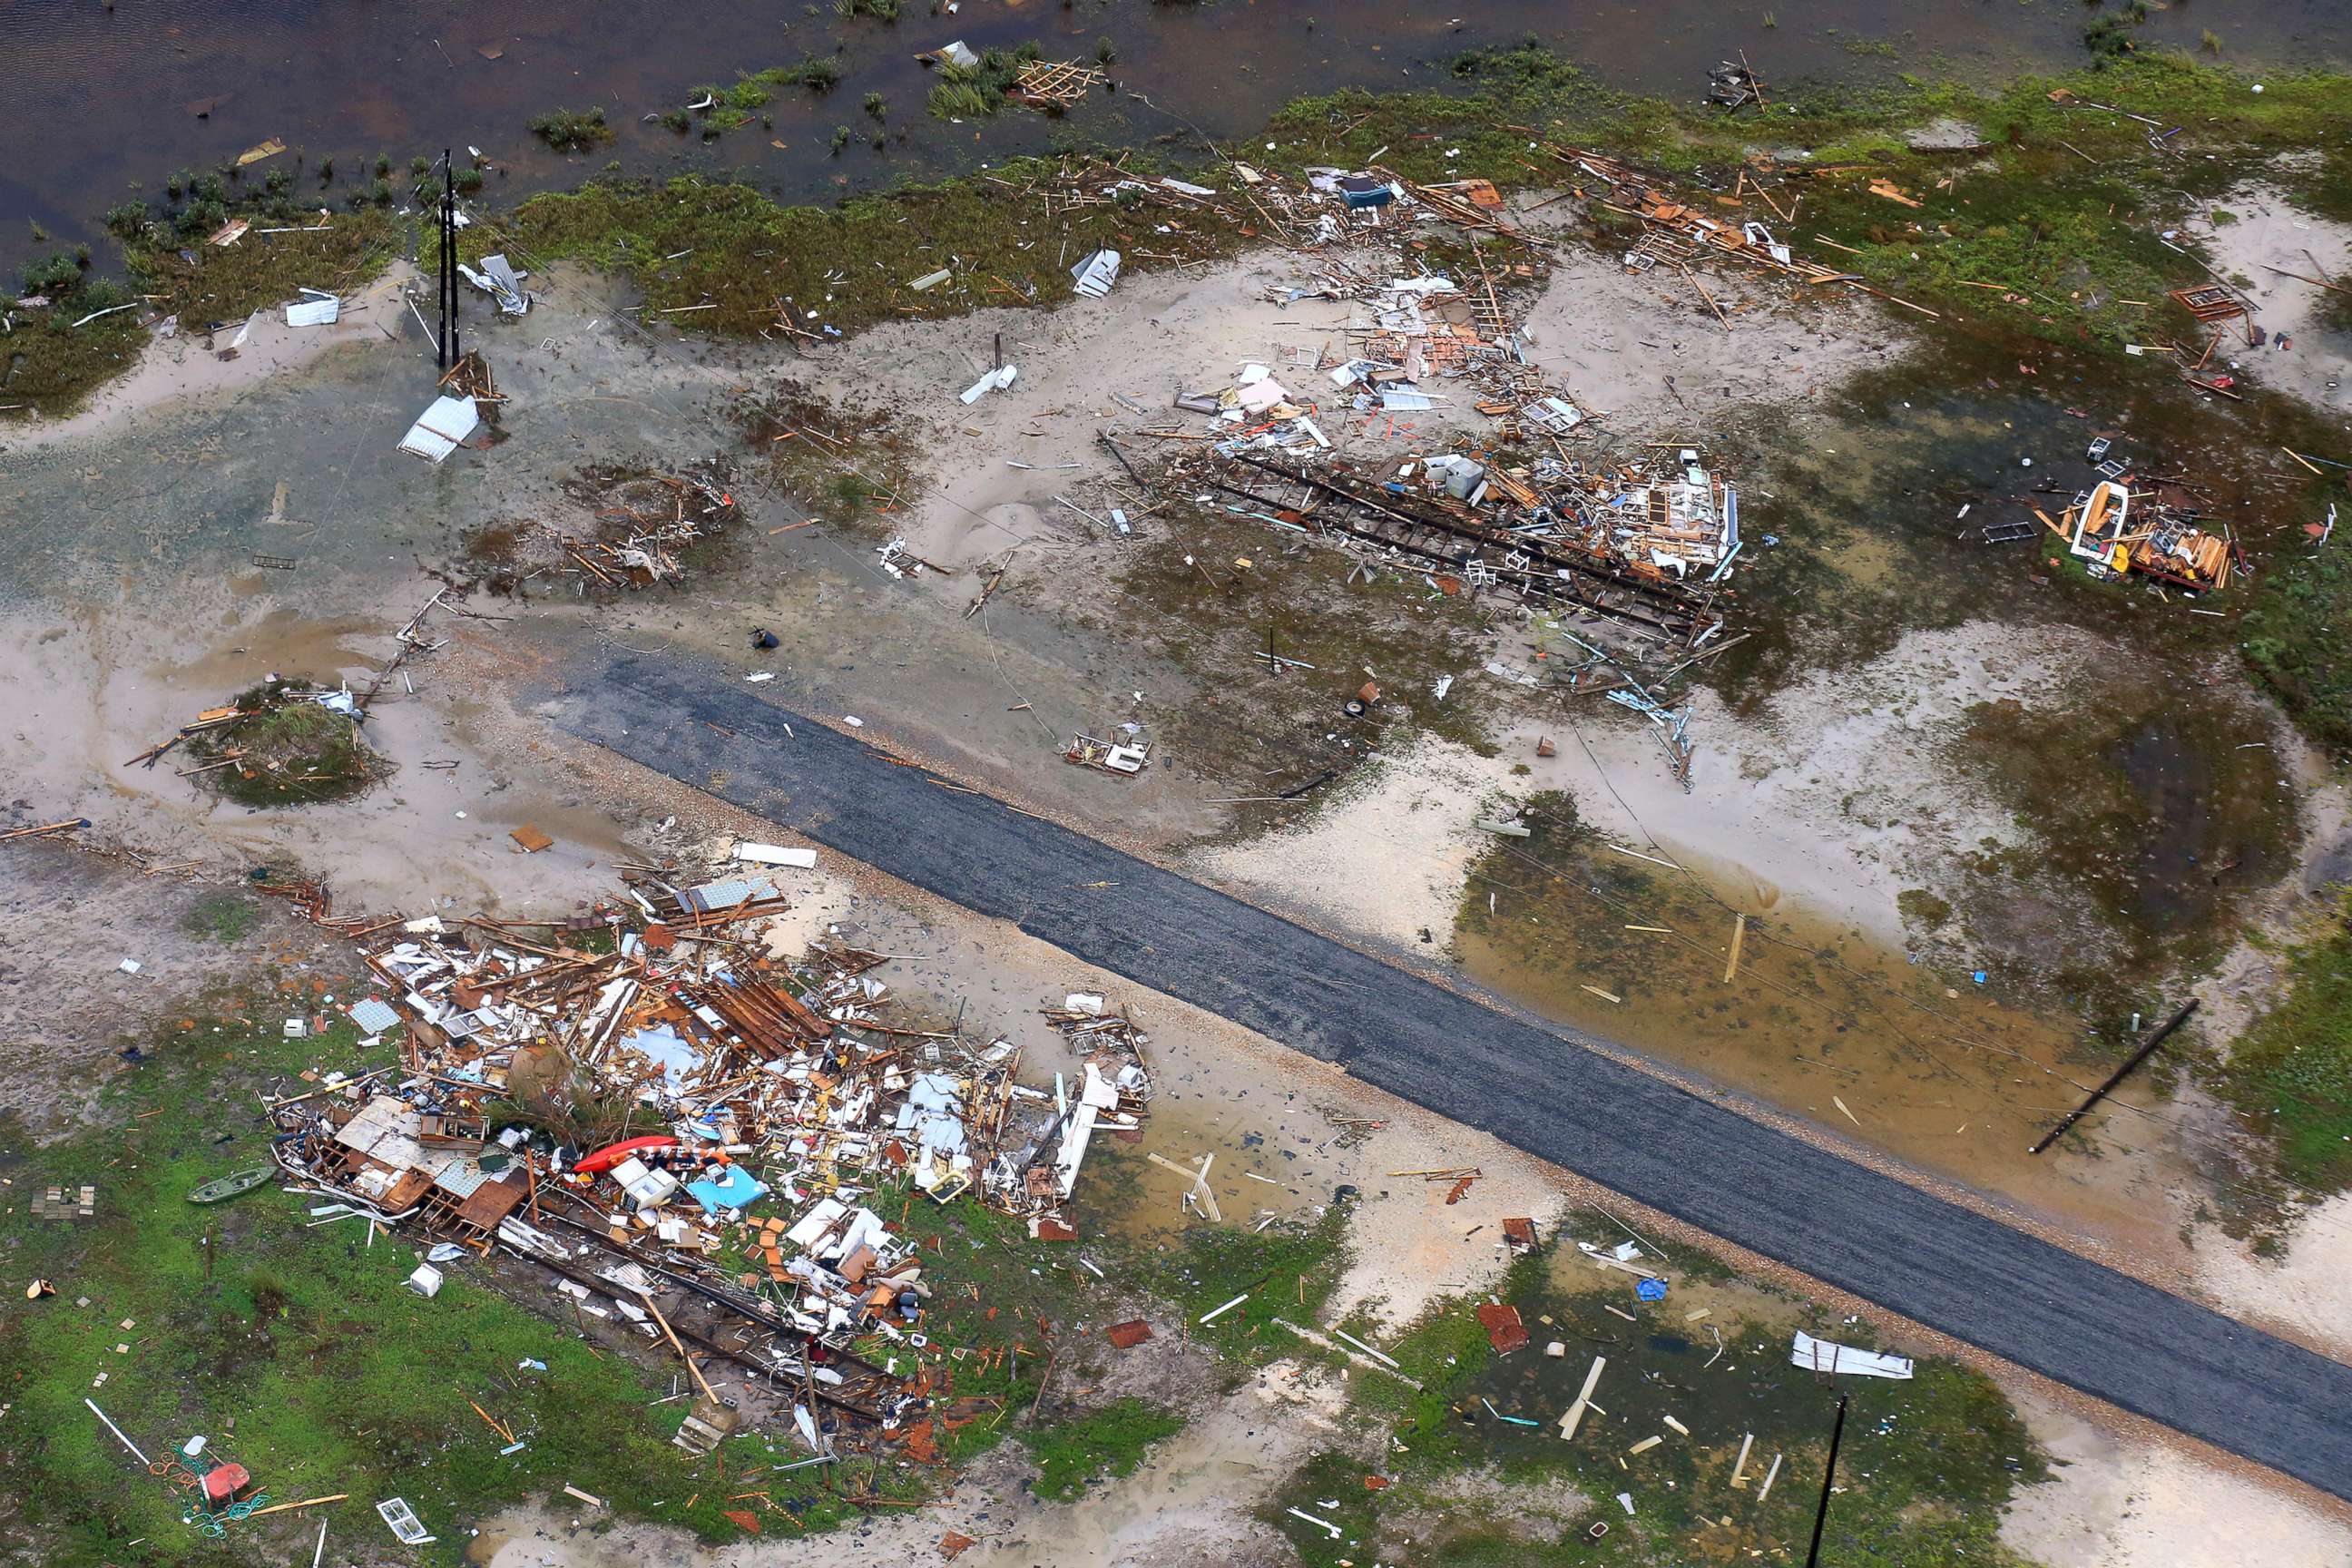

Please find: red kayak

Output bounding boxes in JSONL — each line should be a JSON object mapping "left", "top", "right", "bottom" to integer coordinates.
{"left": 573, "top": 1135, "right": 679, "bottom": 1175}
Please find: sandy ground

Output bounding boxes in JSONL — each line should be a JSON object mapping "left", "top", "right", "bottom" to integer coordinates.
{"left": 0, "top": 598, "right": 635, "bottom": 916}
{"left": 2193, "top": 1187, "right": 2352, "bottom": 1357}
{"left": 1193, "top": 616, "right": 2106, "bottom": 959}
{"left": 2004, "top": 1390, "right": 2352, "bottom": 1568}
{"left": 6, "top": 261, "right": 423, "bottom": 454}
{"left": 1189, "top": 730, "right": 1520, "bottom": 952}
{"left": 0, "top": 842, "right": 361, "bottom": 1137}
{"left": 477, "top": 1361, "right": 1343, "bottom": 1568}
{"left": 2187, "top": 176, "right": 2352, "bottom": 416}
{"left": 1514, "top": 218, "right": 1909, "bottom": 426}
{"left": 779, "top": 197, "right": 1906, "bottom": 568}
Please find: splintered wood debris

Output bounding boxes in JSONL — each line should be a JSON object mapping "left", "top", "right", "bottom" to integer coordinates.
{"left": 260, "top": 858, "right": 1161, "bottom": 1470}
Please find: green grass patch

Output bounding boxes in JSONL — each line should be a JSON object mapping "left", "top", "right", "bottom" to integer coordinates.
{"left": 926, "top": 43, "right": 1044, "bottom": 121}
{"left": 185, "top": 681, "right": 387, "bottom": 808}
{"left": 7, "top": 178, "right": 397, "bottom": 417}
{"left": 2212, "top": 897, "right": 2352, "bottom": 1196}
{"left": 1262, "top": 44, "right": 2352, "bottom": 347}
{"left": 1130, "top": 1204, "right": 1350, "bottom": 1366}
{"left": 2, "top": 275, "right": 147, "bottom": 416}
{"left": 480, "top": 156, "right": 1250, "bottom": 339}
{"left": 1268, "top": 1241, "right": 2047, "bottom": 1566}
{"left": 1018, "top": 1397, "right": 1183, "bottom": 1499}
{"left": 181, "top": 893, "right": 258, "bottom": 946}
{"left": 2242, "top": 534, "right": 2352, "bottom": 754}
{"left": 0, "top": 1004, "right": 790, "bottom": 1567}
{"left": 527, "top": 106, "right": 612, "bottom": 152}
{"left": 0, "top": 973, "right": 1246, "bottom": 1561}
{"left": 686, "top": 64, "right": 843, "bottom": 136}
{"left": 127, "top": 206, "right": 400, "bottom": 330}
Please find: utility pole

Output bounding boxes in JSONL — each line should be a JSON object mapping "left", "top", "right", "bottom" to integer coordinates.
{"left": 2030, "top": 999, "right": 2199, "bottom": 1156}
{"left": 436, "top": 150, "right": 460, "bottom": 371}
{"left": 435, "top": 152, "right": 447, "bottom": 370}
{"left": 1805, "top": 1393, "right": 1848, "bottom": 1568}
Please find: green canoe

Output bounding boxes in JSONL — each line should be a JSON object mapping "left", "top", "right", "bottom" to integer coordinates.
{"left": 188, "top": 1168, "right": 273, "bottom": 1204}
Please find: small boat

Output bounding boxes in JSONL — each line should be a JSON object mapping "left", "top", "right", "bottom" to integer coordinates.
{"left": 572, "top": 1134, "right": 680, "bottom": 1176}
{"left": 2069, "top": 479, "right": 2129, "bottom": 563}
{"left": 188, "top": 1168, "right": 273, "bottom": 1205}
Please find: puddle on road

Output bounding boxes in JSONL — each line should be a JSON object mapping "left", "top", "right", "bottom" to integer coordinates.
{"left": 1455, "top": 828, "right": 2200, "bottom": 1250}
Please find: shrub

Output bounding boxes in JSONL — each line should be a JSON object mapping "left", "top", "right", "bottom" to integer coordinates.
{"left": 864, "top": 91, "right": 887, "bottom": 118}
{"left": 18, "top": 251, "right": 85, "bottom": 296}
{"left": 174, "top": 199, "right": 229, "bottom": 238}
{"left": 529, "top": 106, "right": 613, "bottom": 152}
{"left": 103, "top": 201, "right": 149, "bottom": 239}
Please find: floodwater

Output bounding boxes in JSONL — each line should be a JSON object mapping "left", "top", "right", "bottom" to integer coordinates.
{"left": 5, "top": 0, "right": 2351, "bottom": 276}
{"left": 1455, "top": 843, "right": 2211, "bottom": 1250}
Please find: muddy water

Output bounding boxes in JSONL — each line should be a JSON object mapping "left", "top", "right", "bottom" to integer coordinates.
{"left": 7, "top": 1, "right": 2351, "bottom": 277}
{"left": 1455, "top": 844, "right": 2203, "bottom": 1249}
{"left": 1709, "top": 290, "right": 2346, "bottom": 714}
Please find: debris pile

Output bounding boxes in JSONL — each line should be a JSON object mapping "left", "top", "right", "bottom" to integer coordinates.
{"left": 1065, "top": 730, "right": 1152, "bottom": 777}
{"left": 264, "top": 854, "right": 1155, "bottom": 1459}
{"left": 2051, "top": 463, "right": 2237, "bottom": 592}
{"left": 126, "top": 679, "right": 381, "bottom": 802}
{"left": 1174, "top": 443, "right": 1731, "bottom": 652}
{"left": 490, "top": 466, "right": 745, "bottom": 593}
{"left": 458, "top": 252, "right": 534, "bottom": 316}
{"left": 1028, "top": 153, "right": 1754, "bottom": 783}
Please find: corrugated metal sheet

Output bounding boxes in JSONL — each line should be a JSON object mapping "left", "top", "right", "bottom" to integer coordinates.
{"left": 397, "top": 396, "right": 479, "bottom": 464}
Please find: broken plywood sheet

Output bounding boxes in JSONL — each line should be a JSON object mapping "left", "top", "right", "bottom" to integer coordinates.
{"left": 1476, "top": 1301, "right": 1529, "bottom": 1354}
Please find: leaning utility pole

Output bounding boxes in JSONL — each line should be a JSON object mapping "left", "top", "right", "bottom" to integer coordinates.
{"left": 2030, "top": 999, "right": 2199, "bottom": 1156}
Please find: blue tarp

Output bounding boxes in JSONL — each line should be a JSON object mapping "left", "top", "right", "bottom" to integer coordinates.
{"left": 685, "top": 1166, "right": 769, "bottom": 1216}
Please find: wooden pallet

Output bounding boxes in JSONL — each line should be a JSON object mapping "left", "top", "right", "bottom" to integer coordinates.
{"left": 1010, "top": 61, "right": 1103, "bottom": 112}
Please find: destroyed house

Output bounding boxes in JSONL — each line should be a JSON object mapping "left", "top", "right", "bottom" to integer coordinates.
{"left": 318, "top": 1093, "right": 529, "bottom": 1234}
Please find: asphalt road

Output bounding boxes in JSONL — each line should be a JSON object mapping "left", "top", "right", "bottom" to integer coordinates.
{"left": 554, "top": 650, "right": 2352, "bottom": 1501}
